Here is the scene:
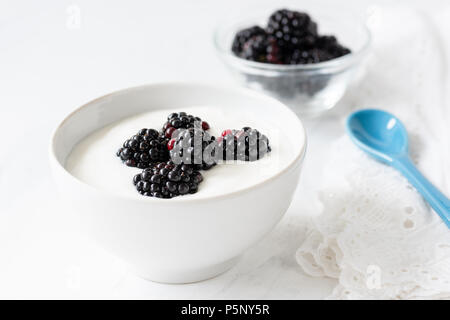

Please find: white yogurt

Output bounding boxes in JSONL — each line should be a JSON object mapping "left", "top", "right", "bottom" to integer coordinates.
{"left": 65, "top": 106, "right": 294, "bottom": 199}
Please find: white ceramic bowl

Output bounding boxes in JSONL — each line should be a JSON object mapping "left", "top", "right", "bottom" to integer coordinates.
{"left": 49, "top": 83, "right": 307, "bottom": 283}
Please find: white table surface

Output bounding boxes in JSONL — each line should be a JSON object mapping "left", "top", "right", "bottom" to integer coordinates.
{"left": 0, "top": 0, "right": 447, "bottom": 299}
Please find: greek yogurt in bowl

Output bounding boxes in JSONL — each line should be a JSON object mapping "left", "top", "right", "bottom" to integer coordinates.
{"left": 66, "top": 106, "right": 294, "bottom": 199}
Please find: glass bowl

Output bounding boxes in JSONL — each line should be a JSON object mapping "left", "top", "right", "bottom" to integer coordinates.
{"left": 214, "top": 10, "right": 371, "bottom": 116}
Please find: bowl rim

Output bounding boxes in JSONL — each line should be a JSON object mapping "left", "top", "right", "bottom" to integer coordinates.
{"left": 49, "top": 82, "right": 307, "bottom": 203}
{"left": 213, "top": 10, "right": 372, "bottom": 71}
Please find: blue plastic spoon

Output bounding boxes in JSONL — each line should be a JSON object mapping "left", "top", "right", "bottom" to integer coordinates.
{"left": 346, "top": 109, "right": 450, "bottom": 228}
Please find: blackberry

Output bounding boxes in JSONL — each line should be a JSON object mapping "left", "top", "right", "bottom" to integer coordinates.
{"left": 117, "top": 128, "right": 169, "bottom": 169}
{"left": 169, "top": 127, "right": 217, "bottom": 170}
{"left": 133, "top": 161, "right": 203, "bottom": 198}
{"left": 240, "top": 34, "right": 281, "bottom": 64}
{"left": 231, "top": 26, "right": 267, "bottom": 55}
{"left": 316, "top": 35, "right": 351, "bottom": 59}
{"left": 162, "top": 112, "right": 210, "bottom": 139}
{"left": 266, "top": 9, "right": 318, "bottom": 51}
{"left": 289, "top": 48, "right": 331, "bottom": 64}
{"left": 217, "top": 127, "right": 271, "bottom": 161}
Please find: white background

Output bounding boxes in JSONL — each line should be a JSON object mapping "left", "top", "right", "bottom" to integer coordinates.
{"left": 0, "top": 0, "right": 448, "bottom": 299}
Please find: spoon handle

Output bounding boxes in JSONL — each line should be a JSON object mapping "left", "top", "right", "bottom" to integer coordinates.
{"left": 393, "top": 156, "right": 450, "bottom": 228}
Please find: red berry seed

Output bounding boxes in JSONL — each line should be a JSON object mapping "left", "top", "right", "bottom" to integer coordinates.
{"left": 163, "top": 122, "right": 173, "bottom": 130}
{"left": 165, "top": 127, "right": 176, "bottom": 138}
{"left": 222, "top": 129, "right": 232, "bottom": 137}
{"left": 167, "top": 138, "right": 176, "bottom": 150}
{"left": 201, "top": 121, "right": 210, "bottom": 131}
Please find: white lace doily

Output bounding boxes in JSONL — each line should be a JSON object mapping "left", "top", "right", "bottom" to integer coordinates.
{"left": 296, "top": 6, "right": 450, "bottom": 299}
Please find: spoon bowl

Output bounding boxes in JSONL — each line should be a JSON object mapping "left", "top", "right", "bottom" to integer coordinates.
{"left": 346, "top": 109, "right": 450, "bottom": 228}
{"left": 347, "top": 109, "right": 408, "bottom": 163}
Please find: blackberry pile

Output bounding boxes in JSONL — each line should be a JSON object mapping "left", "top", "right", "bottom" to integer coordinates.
{"left": 117, "top": 113, "right": 272, "bottom": 199}
{"left": 169, "top": 127, "right": 217, "bottom": 170}
{"left": 162, "top": 112, "right": 210, "bottom": 139}
{"left": 116, "top": 128, "right": 169, "bottom": 169}
{"left": 218, "top": 127, "right": 271, "bottom": 161}
{"left": 133, "top": 161, "right": 203, "bottom": 198}
{"left": 232, "top": 9, "right": 351, "bottom": 64}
